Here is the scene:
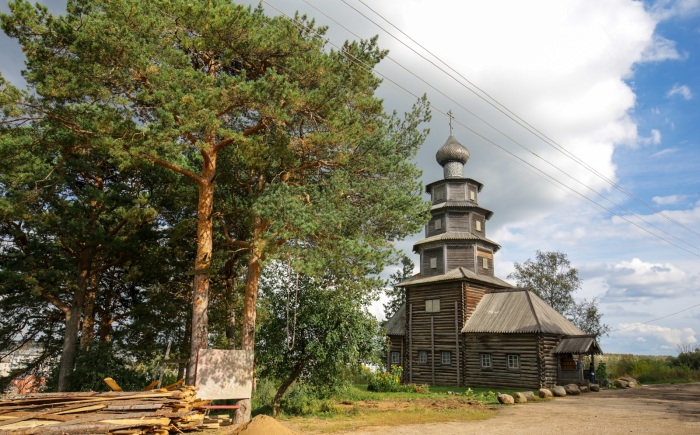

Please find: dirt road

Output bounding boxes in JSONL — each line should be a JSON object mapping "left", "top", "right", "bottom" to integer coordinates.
{"left": 338, "top": 383, "right": 700, "bottom": 435}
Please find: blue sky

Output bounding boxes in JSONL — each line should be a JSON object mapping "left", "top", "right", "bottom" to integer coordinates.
{"left": 2, "top": 0, "right": 699, "bottom": 356}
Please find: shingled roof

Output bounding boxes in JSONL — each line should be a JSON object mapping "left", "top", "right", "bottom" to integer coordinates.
{"left": 462, "top": 289, "right": 586, "bottom": 335}
{"left": 384, "top": 304, "right": 406, "bottom": 336}
{"left": 397, "top": 267, "right": 514, "bottom": 288}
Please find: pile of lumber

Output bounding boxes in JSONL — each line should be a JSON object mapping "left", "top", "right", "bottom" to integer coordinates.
{"left": 0, "top": 386, "right": 211, "bottom": 434}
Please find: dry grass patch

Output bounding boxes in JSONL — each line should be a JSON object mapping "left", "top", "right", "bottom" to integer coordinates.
{"left": 282, "top": 400, "right": 495, "bottom": 434}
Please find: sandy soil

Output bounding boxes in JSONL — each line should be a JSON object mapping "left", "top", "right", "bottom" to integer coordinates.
{"left": 334, "top": 382, "right": 700, "bottom": 435}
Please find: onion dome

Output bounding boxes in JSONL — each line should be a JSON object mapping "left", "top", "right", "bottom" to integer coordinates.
{"left": 436, "top": 135, "right": 469, "bottom": 178}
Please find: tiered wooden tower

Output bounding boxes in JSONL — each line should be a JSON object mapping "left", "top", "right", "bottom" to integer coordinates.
{"left": 385, "top": 131, "right": 513, "bottom": 386}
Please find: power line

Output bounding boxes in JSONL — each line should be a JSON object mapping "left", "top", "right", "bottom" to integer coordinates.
{"left": 290, "top": 0, "right": 700, "bottom": 256}
{"left": 612, "top": 302, "right": 700, "bottom": 332}
{"left": 347, "top": 0, "right": 700, "bottom": 242}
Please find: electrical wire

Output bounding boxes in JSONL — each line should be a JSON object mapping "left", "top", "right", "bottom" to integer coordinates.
{"left": 281, "top": 0, "right": 700, "bottom": 256}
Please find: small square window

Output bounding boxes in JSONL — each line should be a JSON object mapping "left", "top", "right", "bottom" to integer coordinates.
{"left": 480, "top": 353, "right": 492, "bottom": 369}
{"left": 430, "top": 257, "right": 437, "bottom": 269}
{"left": 426, "top": 299, "right": 440, "bottom": 312}
{"left": 391, "top": 351, "right": 401, "bottom": 365}
{"left": 475, "top": 220, "right": 482, "bottom": 231}
{"left": 482, "top": 257, "right": 489, "bottom": 269}
{"left": 508, "top": 354, "right": 520, "bottom": 370}
{"left": 434, "top": 219, "right": 442, "bottom": 230}
{"left": 419, "top": 351, "right": 428, "bottom": 364}
{"left": 441, "top": 351, "right": 451, "bottom": 365}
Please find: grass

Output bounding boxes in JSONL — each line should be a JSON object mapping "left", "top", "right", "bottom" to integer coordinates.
{"left": 283, "top": 406, "right": 496, "bottom": 433}
{"left": 253, "top": 383, "right": 526, "bottom": 433}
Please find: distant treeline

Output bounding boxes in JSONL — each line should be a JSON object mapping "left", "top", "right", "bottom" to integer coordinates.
{"left": 601, "top": 346, "right": 700, "bottom": 384}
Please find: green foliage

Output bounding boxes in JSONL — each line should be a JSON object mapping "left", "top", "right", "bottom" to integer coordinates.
{"left": 256, "top": 262, "right": 381, "bottom": 410}
{"left": 366, "top": 365, "right": 429, "bottom": 394}
{"left": 45, "top": 342, "right": 149, "bottom": 392}
{"left": 384, "top": 255, "right": 414, "bottom": 319}
{"left": 367, "top": 365, "right": 404, "bottom": 392}
{"left": 604, "top": 354, "right": 700, "bottom": 384}
{"left": 508, "top": 250, "right": 609, "bottom": 336}
{"left": 595, "top": 362, "right": 608, "bottom": 382}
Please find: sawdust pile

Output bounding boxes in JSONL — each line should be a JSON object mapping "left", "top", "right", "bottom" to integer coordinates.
{"left": 230, "top": 414, "right": 297, "bottom": 435}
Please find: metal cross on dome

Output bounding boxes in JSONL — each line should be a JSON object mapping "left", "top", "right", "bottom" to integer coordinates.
{"left": 447, "top": 110, "right": 454, "bottom": 135}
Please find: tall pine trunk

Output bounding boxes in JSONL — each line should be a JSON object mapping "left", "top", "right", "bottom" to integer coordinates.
{"left": 56, "top": 256, "right": 90, "bottom": 392}
{"left": 186, "top": 155, "right": 216, "bottom": 385}
{"left": 235, "top": 220, "right": 265, "bottom": 424}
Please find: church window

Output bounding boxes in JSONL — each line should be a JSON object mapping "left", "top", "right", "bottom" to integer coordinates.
{"left": 425, "top": 299, "right": 440, "bottom": 312}
{"left": 475, "top": 220, "right": 482, "bottom": 231}
{"left": 482, "top": 257, "right": 489, "bottom": 269}
{"left": 469, "top": 190, "right": 476, "bottom": 201}
{"left": 481, "top": 353, "right": 492, "bottom": 369}
{"left": 391, "top": 351, "right": 401, "bottom": 365}
{"left": 507, "top": 354, "right": 520, "bottom": 370}
{"left": 441, "top": 351, "right": 451, "bottom": 365}
{"left": 430, "top": 257, "right": 437, "bottom": 269}
{"left": 419, "top": 351, "right": 428, "bottom": 364}
{"left": 434, "top": 219, "right": 442, "bottom": 230}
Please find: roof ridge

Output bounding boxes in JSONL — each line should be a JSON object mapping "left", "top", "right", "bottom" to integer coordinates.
{"left": 524, "top": 290, "right": 542, "bottom": 331}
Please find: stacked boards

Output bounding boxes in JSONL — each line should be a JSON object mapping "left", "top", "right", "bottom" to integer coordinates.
{"left": 0, "top": 386, "right": 210, "bottom": 434}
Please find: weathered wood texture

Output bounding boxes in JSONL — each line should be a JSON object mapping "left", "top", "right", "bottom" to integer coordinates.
{"left": 446, "top": 245, "right": 474, "bottom": 273}
{"left": 476, "top": 247, "right": 494, "bottom": 277}
{"left": 463, "top": 333, "right": 543, "bottom": 389}
{"left": 0, "top": 387, "right": 208, "bottom": 434}
{"left": 540, "top": 334, "right": 560, "bottom": 387}
{"left": 406, "top": 283, "right": 463, "bottom": 386}
{"left": 446, "top": 212, "right": 469, "bottom": 232}
{"left": 432, "top": 185, "right": 447, "bottom": 204}
{"left": 447, "top": 182, "right": 466, "bottom": 201}
{"left": 421, "top": 247, "right": 445, "bottom": 276}
{"left": 428, "top": 213, "right": 446, "bottom": 236}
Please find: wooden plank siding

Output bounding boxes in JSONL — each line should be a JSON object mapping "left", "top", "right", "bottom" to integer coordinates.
{"left": 386, "top": 335, "right": 405, "bottom": 374}
{"left": 406, "top": 283, "right": 463, "bottom": 386}
{"left": 463, "top": 333, "right": 542, "bottom": 389}
{"left": 447, "top": 182, "right": 466, "bottom": 201}
{"left": 432, "top": 185, "right": 447, "bottom": 204}
{"left": 428, "top": 213, "right": 446, "bottom": 237}
{"left": 446, "top": 212, "right": 469, "bottom": 232}
{"left": 446, "top": 245, "right": 474, "bottom": 271}
{"left": 421, "top": 247, "right": 445, "bottom": 276}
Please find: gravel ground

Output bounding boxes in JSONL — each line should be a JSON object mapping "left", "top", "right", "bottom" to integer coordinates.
{"left": 335, "top": 382, "right": 700, "bottom": 435}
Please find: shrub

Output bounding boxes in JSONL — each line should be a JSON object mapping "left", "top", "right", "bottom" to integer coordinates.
{"left": 367, "top": 365, "right": 404, "bottom": 392}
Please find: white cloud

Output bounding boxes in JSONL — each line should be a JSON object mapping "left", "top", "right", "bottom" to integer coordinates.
{"left": 651, "top": 147, "right": 678, "bottom": 157}
{"left": 640, "top": 34, "right": 686, "bottom": 62}
{"left": 617, "top": 323, "right": 696, "bottom": 347}
{"left": 653, "top": 194, "right": 688, "bottom": 205}
{"left": 666, "top": 84, "right": 694, "bottom": 100}
{"left": 600, "top": 258, "right": 697, "bottom": 302}
{"left": 649, "top": 0, "right": 700, "bottom": 21}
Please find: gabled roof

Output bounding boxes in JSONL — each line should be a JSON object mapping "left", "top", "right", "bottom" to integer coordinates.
{"left": 397, "top": 267, "right": 514, "bottom": 289}
{"left": 384, "top": 304, "right": 406, "bottom": 336}
{"left": 462, "top": 289, "right": 586, "bottom": 335}
{"left": 413, "top": 232, "right": 501, "bottom": 251}
{"left": 554, "top": 337, "right": 603, "bottom": 355}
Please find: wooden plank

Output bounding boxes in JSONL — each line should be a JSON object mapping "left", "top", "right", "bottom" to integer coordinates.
{"left": 141, "top": 380, "right": 159, "bottom": 392}
{"left": 103, "top": 377, "right": 123, "bottom": 392}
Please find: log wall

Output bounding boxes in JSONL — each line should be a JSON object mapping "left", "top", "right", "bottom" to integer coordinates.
{"left": 463, "top": 333, "right": 542, "bottom": 389}
{"left": 406, "top": 283, "right": 462, "bottom": 386}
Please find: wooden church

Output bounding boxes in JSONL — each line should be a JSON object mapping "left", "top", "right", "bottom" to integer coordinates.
{"left": 384, "top": 130, "right": 602, "bottom": 389}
